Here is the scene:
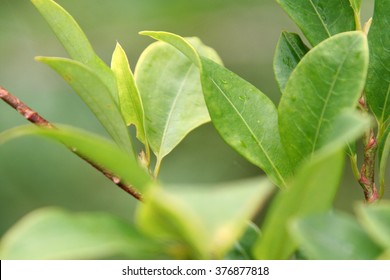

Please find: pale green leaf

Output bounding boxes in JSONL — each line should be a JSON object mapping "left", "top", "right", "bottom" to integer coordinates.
{"left": 31, "top": 0, "right": 117, "bottom": 101}
{"left": 274, "top": 31, "right": 309, "bottom": 92}
{"left": 290, "top": 211, "right": 382, "bottom": 260}
{"left": 0, "top": 125, "right": 151, "bottom": 192}
{"left": 111, "top": 43, "right": 147, "bottom": 146}
{"left": 365, "top": 0, "right": 390, "bottom": 128}
{"left": 137, "top": 177, "right": 274, "bottom": 259}
{"left": 134, "top": 37, "right": 221, "bottom": 167}
{"left": 36, "top": 57, "right": 134, "bottom": 157}
{"left": 276, "top": 0, "right": 356, "bottom": 46}
{"left": 253, "top": 150, "right": 344, "bottom": 260}
{"left": 357, "top": 202, "right": 390, "bottom": 249}
{"left": 278, "top": 31, "right": 368, "bottom": 169}
{"left": 0, "top": 207, "right": 159, "bottom": 259}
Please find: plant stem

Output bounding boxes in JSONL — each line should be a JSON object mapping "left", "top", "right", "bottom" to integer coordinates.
{"left": 0, "top": 86, "right": 142, "bottom": 201}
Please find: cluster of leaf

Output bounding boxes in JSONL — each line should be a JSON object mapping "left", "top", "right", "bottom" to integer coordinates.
{"left": 0, "top": 0, "right": 389, "bottom": 259}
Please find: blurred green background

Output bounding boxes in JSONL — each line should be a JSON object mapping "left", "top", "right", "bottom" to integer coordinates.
{"left": 0, "top": 0, "right": 387, "bottom": 235}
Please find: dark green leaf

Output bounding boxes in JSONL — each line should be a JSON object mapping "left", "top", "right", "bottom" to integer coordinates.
{"left": 290, "top": 211, "right": 382, "bottom": 260}
{"left": 278, "top": 32, "right": 368, "bottom": 169}
{"left": 36, "top": 57, "right": 134, "bottom": 157}
{"left": 0, "top": 207, "right": 160, "bottom": 259}
{"left": 378, "top": 127, "right": 390, "bottom": 198}
{"left": 274, "top": 32, "right": 309, "bottom": 92}
{"left": 276, "top": 0, "right": 355, "bottom": 46}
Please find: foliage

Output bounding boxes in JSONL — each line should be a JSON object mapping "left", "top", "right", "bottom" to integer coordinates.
{"left": 0, "top": 0, "right": 389, "bottom": 259}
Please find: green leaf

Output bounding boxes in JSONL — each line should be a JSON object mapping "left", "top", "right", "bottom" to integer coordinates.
{"left": 0, "top": 207, "right": 160, "bottom": 259}
{"left": 0, "top": 125, "right": 151, "bottom": 192}
{"left": 134, "top": 37, "right": 221, "bottom": 170}
{"left": 357, "top": 202, "right": 390, "bottom": 249}
{"left": 378, "top": 127, "right": 390, "bottom": 198}
{"left": 365, "top": 0, "right": 390, "bottom": 128}
{"left": 140, "top": 31, "right": 292, "bottom": 188}
{"left": 290, "top": 211, "right": 382, "bottom": 260}
{"left": 253, "top": 149, "right": 344, "bottom": 260}
{"left": 31, "top": 0, "right": 117, "bottom": 101}
{"left": 137, "top": 177, "right": 274, "bottom": 259}
{"left": 276, "top": 0, "right": 356, "bottom": 46}
{"left": 111, "top": 43, "right": 147, "bottom": 146}
{"left": 274, "top": 32, "right": 309, "bottom": 92}
{"left": 278, "top": 31, "right": 368, "bottom": 168}
{"left": 36, "top": 57, "right": 134, "bottom": 157}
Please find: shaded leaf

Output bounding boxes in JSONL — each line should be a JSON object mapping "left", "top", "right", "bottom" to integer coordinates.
{"left": 137, "top": 177, "right": 274, "bottom": 259}
{"left": 36, "top": 57, "right": 134, "bottom": 157}
{"left": 290, "top": 211, "right": 382, "bottom": 260}
{"left": 31, "top": 0, "right": 117, "bottom": 101}
{"left": 111, "top": 43, "right": 147, "bottom": 146}
{"left": 0, "top": 125, "right": 151, "bottom": 192}
{"left": 253, "top": 150, "right": 344, "bottom": 260}
{"left": 274, "top": 31, "right": 309, "bottom": 92}
{"left": 278, "top": 32, "right": 368, "bottom": 169}
{"left": 0, "top": 207, "right": 160, "bottom": 259}
{"left": 365, "top": 0, "right": 390, "bottom": 126}
{"left": 276, "top": 0, "right": 355, "bottom": 46}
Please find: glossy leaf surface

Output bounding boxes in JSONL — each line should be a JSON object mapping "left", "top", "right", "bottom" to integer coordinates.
{"left": 278, "top": 32, "right": 368, "bottom": 168}
{"left": 290, "top": 211, "right": 382, "bottom": 260}
{"left": 274, "top": 32, "right": 309, "bottom": 92}
{"left": 276, "top": 0, "right": 355, "bottom": 46}
{"left": 37, "top": 57, "right": 134, "bottom": 157}
{"left": 0, "top": 208, "right": 159, "bottom": 259}
{"left": 31, "top": 0, "right": 117, "bottom": 101}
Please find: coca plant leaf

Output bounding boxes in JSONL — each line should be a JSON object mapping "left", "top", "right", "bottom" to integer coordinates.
{"left": 274, "top": 32, "right": 309, "bottom": 92}
{"left": 36, "top": 57, "right": 135, "bottom": 157}
{"left": 134, "top": 38, "right": 221, "bottom": 171}
{"left": 111, "top": 43, "right": 147, "bottom": 146}
{"left": 278, "top": 31, "right": 368, "bottom": 169}
{"left": 0, "top": 207, "right": 160, "bottom": 259}
{"left": 140, "top": 31, "right": 292, "bottom": 188}
{"left": 290, "top": 211, "right": 382, "bottom": 260}
{"left": 31, "top": 0, "right": 117, "bottom": 102}
{"left": 0, "top": 125, "right": 151, "bottom": 192}
{"left": 276, "top": 0, "right": 355, "bottom": 46}
{"left": 365, "top": 0, "right": 390, "bottom": 129}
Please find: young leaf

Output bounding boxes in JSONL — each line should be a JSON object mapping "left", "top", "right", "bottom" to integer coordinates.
{"left": 137, "top": 177, "right": 274, "bottom": 259}
{"left": 278, "top": 31, "right": 368, "bottom": 168}
{"left": 357, "top": 202, "right": 390, "bottom": 249}
{"left": 276, "top": 0, "right": 356, "bottom": 46}
{"left": 365, "top": 0, "right": 390, "bottom": 128}
{"left": 31, "top": 0, "right": 117, "bottom": 101}
{"left": 274, "top": 32, "right": 309, "bottom": 92}
{"left": 290, "top": 211, "right": 382, "bottom": 260}
{"left": 0, "top": 125, "right": 151, "bottom": 192}
{"left": 111, "top": 43, "right": 147, "bottom": 146}
{"left": 0, "top": 207, "right": 160, "bottom": 259}
{"left": 140, "top": 31, "right": 292, "bottom": 188}
{"left": 253, "top": 150, "right": 344, "bottom": 260}
{"left": 36, "top": 57, "right": 134, "bottom": 157}
{"left": 134, "top": 38, "right": 221, "bottom": 172}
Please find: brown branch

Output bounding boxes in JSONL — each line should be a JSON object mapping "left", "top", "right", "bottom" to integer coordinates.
{"left": 0, "top": 86, "right": 142, "bottom": 201}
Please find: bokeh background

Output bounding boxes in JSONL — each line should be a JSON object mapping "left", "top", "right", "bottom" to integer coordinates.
{"left": 0, "top": 0, "right": 387, "bottom": 236}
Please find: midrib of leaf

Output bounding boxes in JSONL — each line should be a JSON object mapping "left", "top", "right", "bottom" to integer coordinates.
{"left": 158, "top": 64, "right": 195, "bottom": 157}
{"left": 311, "top": 45, "right": 352, "bottom": 155}
{"left": 308, "top": 0, "right": 332, "bottom": 38}
{"left": 209, "top": 79, "right": 286, "bottom": 186}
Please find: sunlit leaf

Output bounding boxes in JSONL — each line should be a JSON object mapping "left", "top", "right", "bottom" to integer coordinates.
{"left": 276, "top": 0, "right": 355, "bottom": 46}
{"left": 31, "top": 0, "right": 117, "bottom": 101}
{"left": 290, "top": 211, "right": 382, "bottom": 260}
{"left": 36, "top": 57, "right": 134, "bottom": 157}
{"left": 274, "top": 32, "right": 309, "bottom": 92}
{"left": 0, "top": 207, "right": 160, "bottom": 259}
{"left": 278, "top": 32, "right": 368, "bottom": 169}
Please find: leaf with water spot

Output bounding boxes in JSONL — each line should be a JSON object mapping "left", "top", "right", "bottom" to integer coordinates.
{"left": 276, "top": 0, "right": 355, "bottom": 46}
{"left": 278, "top": 32, "right": 368, "bottom": 169}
